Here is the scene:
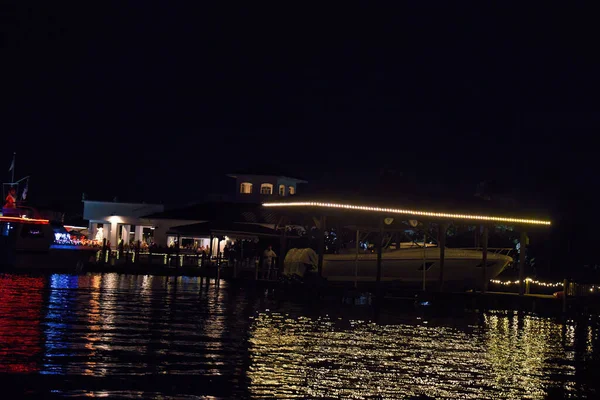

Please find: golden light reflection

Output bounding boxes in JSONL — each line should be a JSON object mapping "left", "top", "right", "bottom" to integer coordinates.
{"left": 141, "top": 275, "right": 152, "bottom": 293}
{"left": 82, "top": 279, "right": 101, "bottom": 376}
{"left": 248, "top": 311, "right": 584, "bottom": 399}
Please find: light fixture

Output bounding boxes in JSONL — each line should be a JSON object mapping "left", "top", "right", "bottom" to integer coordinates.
{"left": 263, "top": 201, "right": 551, "bottom": 226}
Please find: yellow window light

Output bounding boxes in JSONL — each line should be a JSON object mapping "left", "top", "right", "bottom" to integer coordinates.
{"left": 263, "top": 201, "right": 551, "bottom": 226}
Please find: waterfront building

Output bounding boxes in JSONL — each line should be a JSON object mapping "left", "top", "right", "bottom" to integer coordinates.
{"left": 82, "top": 173, "right": 307, "bottom": 249}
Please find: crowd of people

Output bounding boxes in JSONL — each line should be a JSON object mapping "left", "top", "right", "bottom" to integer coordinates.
{"left": 54, "top": 231, "right": 280, "bottom": 273}
{"left": 165, "top": 239, "right": 279, "bottom": 271}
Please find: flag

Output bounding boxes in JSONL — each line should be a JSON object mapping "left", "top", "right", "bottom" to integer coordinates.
{"left": 21, "top": 179, "right": 28, "bottom": 200}
{"left": 9, "top": 159, "right": 14, "bottom": 172}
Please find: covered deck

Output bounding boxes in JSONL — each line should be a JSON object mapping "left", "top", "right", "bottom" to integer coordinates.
{"left": 94, "top": 220, "right": 296, "bottom": 281}
{"left": 167, "top": 221, "right": 281, "bottom": 256}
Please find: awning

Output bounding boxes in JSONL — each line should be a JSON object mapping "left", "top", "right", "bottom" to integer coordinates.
{"left": 167, "top": 221, "right": 282, "bottom": 239}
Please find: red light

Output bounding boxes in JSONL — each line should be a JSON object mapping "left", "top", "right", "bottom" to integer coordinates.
{"left": 0, "top": 216, "right": 49, "bottom": 224}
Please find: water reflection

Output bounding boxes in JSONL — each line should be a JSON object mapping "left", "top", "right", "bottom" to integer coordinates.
{"left": 11, "top": 273, "right": 252, "bottom": 397}
{"left": 43, "top": 274, "right": 79, "bottom": 374}
{"left": 0, "top": 274, "right": 44, "bottom": 373}
{"left": 248, "top": 309, "right": 599, "bottom": 399}
{"left": 1, "top": 272, "right": 600, "bottom": 398}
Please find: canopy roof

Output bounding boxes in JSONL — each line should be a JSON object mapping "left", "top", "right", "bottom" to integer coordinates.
{"left": 143, "top": 201, "right": 281, "bottom": 224}
{"left": 167, "top": 221, "right": 283, "bottom": 239}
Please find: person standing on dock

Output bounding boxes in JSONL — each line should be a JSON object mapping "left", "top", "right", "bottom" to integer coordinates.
{"left": 262, "top": 245, "right": 277, "bottom": 279}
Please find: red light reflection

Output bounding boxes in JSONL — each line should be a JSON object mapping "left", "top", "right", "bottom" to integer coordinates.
{"left": 0, "top": 275, "right": 44, "bottom": 373}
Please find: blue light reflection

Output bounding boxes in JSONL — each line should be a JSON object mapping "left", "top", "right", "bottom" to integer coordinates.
{"left": 41, "top": 274, "right": 79, "bottom": 375}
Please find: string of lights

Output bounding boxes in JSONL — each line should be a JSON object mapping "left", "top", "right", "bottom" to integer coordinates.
{"left": 263, "top": 201, "right": 551, "bottom": 225}
{"left": 489, "top": 278, "right": 563, "bottom": 288}
{"left": 490, "top": 278, "right": 600, "bottom": 293}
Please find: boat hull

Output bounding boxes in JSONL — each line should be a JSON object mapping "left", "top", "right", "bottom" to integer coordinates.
{"left": 322, "top": 248, "right": 513, "bottom": 290}
{"left": 2, "top": 248, "right": 97, "bottom": 270}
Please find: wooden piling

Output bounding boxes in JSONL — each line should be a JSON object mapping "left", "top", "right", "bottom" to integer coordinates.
{"left": 175, "top": 238, "right": 180, "bottom": 268}
{"left": 422, "top": 228, "right": 427, "bottom": 292}
{"left": 317, "top": 215, "right": 326, "bottom": 277}
{"left": 376, "top": 218, "right": 384, "bottom": 297}
{"left": 519, "top": 231, "right": 527, "bottom": 296}
{"left": 279, "top": 226, "right": 287, "bottom": 278}
{"left": 208, "top": 234, "right": 214, "bottom": 266}
{"left": 101, "top": 238, "right": 107, "bottom": 265}
{"left": 135, "top": 240, "right": 140, "bottom": 265}
{"left": 562, "top": 278, "right": 568, "bottom": 313}
{"left": 255, "top": 248, "right": 259, "bottom": 280}
{"left": 216, "top": 237, "right": 221, "bottom": 284}
{"left": 481, "top": 225, "right": 489, "bottom": 294}
{"left": 354, "top": 229, "right": 360, "bottom": 288}
{"left": 438, "top": 223, "right": 448, "bottom": 292}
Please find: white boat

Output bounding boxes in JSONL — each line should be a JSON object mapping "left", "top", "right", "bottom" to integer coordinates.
{"left": 284, "top": 243, "right": 513, "bottom": 290}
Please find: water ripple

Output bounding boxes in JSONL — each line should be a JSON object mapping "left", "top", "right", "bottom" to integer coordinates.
{"left": 1, "top": 273, "right": 599, "bottom": 398}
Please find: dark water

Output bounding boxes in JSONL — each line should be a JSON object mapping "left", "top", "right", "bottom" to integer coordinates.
{"left": 0, "top": 273, "right": 599, "bottom": 399}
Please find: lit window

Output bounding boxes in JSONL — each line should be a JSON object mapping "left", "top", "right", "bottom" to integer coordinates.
{"left": 288, "top": 186, "right": 295, "bottom": 195}
{"left": 240, "top": 182, "right": 253, "bottom": 194}
{"left": 279, "top": 185, "right": 286, "bottom": 196}
{"left": 260, "top": 183, "right": 273, "bottom": 195}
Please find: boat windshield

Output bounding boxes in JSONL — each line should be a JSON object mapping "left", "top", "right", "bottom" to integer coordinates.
{"left": 51, "top": 223, "right": 73, "bottom": 245}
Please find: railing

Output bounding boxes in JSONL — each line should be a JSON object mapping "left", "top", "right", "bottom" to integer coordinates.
{"left": 565, "top": 282, "right": 600, "bottom": 297}
{"left": 489, "top": 277, "right": 563, "bottom": 295}
{"left": 489, "top": 277, "right": 600, "bottom": 299}
{"left": 93, "top": 249, "right": 280, "bottom": 280}
{"left": 456, "top": 247, "right": 514, "bottom": 256}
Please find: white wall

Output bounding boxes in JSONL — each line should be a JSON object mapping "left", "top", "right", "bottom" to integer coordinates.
{"left": 83, "top": 201, "right": 165, "bottom": 223}
{"left": 83, "top": 201, "right": 166, "bottom": 248}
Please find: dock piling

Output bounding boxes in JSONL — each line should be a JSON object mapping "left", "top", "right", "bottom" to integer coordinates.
{"left": 562, "top": 278, "right": 568, "bottom": 313}
{"left": 438, "top": 223, "right": 448, "bottom": 292}
{"left": 481, "top": 225, "right": 489, "bottom": 294}
{"left": 317, "top": 215, "right": 326, "bottom": 278}
{"left": 518, "top": 231, "right": 528, "bottom": 296}
{"left": 376, "top": 218, "right": 384, "bottom": 298}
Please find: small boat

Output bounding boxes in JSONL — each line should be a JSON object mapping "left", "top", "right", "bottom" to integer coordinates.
{"left": 284, "top": 243, "right": 513, "bottom": 290}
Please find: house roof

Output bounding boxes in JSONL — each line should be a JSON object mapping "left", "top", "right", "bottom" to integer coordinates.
{"left": 226, "top": 173, "right": 307, "bottom": 183}
{"left": 83, "top": 199, "right": 163, "bottom": 207}
{"left": 141, "top": 201, "right": 282, "bottom": 224}
{"left": 224, "top": 164, "right": 308, "bottom": 182}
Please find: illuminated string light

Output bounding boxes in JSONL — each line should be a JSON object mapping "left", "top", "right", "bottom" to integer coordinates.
{"left": 489, "top": 278, "right": 563, "bottom": 288}
{"left": 263, "top": 202, "right": 551, "bottom": 226}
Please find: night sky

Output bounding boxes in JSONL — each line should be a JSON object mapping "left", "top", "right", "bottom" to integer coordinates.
{"left": 3, "top": 4, "right": 600, "bottom": 267}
